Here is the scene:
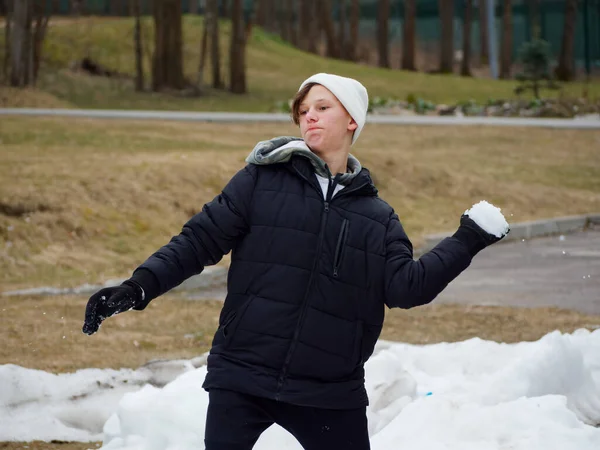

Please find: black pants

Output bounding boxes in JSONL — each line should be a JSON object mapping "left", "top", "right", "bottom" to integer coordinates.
{"left": 204, "top": 389, "right": 371, "bottom": 450}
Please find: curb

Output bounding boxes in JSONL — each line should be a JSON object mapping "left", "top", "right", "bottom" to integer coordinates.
{"left": 418, "top": 213, "right": 600, "bottom": 255}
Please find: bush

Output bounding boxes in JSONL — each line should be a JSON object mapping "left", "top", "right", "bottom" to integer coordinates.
{"left": 514, "top": 39, "right": 560, "bottom": 99}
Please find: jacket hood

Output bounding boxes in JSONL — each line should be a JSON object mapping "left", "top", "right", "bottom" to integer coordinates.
{"left": 245, "top": 136, "right": 362, "bottom": 185}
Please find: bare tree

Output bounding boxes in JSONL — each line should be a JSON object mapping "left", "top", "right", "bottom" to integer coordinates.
{"left": 461, "top": 0, "right": 473, "bottom": 76}
{"left": 401, "top": 0, "right": 416, "bottom": 71}
{"left": 307, "top": 0, "right": 319, "bottom": 54}
{"left": 478, "top": 0, "right": 488, "bottom": 64}
{"left": 222, "top": 0, "right": 229, "bottom": 18}
{"left": 288, "top": 0, "right": 298, "bottom": 46}
{"left": 377, "top": 0, "right": 390, "bottom": 68}
{"left": 206, "top": 0, "right": 223, "bottom": 88}
{"left": 349, "top": 0, "right": 359, "bottom": 61}
{"left": 499, "top": 0, "right": 512, "bottom": 79}
{"left": 555, "top": 0, "right": 578, "bottom": 81}
{"left": 438, "top": 0, "right": 454, "bottom": 73}
{"left": 10, "top": 0, "right": 33, "bottom": 87}
{"left": 133, "top": 0, "right": 144, "bottom": 91}
{"left": 264, "top": 0, "right": 276, "bottom": 33}
{"left": 255, "top": 0, "right": 267, "bottom": 28}
{"left": 299, "top": 0, "right": 311, "bottom": 51}
{"left": 109, "top": 0, "right": 120, "bottom": 16}
{"left": 152, "top": 0, "right": 185, "bottom": 91}
{"left": 197, "top": 15, "right": 209, "bottom": 88}
{"left": 320, "top": 0, "right": 339, "bottom": 58}
{"left": 32, "top": 0, "right": 52, "bottom": 83}
{"left": 229, "top": 0, "right": 247, "bottom": 93}
{"left": 338, "top": 0, "right": 347, "bottom": 60}
{"left": 278, "top": 0, "right": 287, "bottom": 41}
{"left": 3, "top": 0, "right": 11, "bottom": 82}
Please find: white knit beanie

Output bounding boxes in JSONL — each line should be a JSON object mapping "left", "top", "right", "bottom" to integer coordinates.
{"left": 299, "top": 73, "right": 369, "bottom": 145}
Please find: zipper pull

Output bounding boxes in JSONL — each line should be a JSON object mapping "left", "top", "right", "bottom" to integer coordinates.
{"left": 333, "top": 268, "right": 338, "bottom": 277}
{"left": 324, "top": 202, "right": 329, "bottom": 212}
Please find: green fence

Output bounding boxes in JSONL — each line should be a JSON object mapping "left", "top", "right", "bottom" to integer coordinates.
{"left": 47, "top": 0, "right": 600, "bottom": 70}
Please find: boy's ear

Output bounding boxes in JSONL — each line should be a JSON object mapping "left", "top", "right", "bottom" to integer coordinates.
{"left": 347, "top": 118, "right": 358, "bottom": 132}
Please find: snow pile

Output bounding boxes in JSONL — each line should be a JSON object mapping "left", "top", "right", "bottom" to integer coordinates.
{"left": 0, "top": 356, "right": 207, "bottom": 442}
{"left": 465, "top": 200, "right": 510, "bottom": 238}
{"left": 1, "top": 330, "right": 600, "bottom": 449}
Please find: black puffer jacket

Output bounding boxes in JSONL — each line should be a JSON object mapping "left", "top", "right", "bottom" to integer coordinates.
{"left": 132, "top": 156, "right": 477, "bottom": 409}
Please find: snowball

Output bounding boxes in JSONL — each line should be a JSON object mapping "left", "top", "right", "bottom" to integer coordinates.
{"left": 464, "top": 201, "right": 510, "bottom": 238}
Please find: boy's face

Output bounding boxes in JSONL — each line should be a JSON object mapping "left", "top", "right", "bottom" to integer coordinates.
{"left": 298, "top": 85, "right": 357, "bottom": 154}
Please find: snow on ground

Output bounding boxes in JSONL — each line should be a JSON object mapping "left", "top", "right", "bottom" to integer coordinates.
{"left": 1, "top": 330, "right": 600, "bottom": 449}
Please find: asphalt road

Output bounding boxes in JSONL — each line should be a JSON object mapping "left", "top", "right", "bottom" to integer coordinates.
{"left": 1, "top": 108, "right": 600, "bottom": 129}
{"left": 437, "top": 228, "right": 600, "bottom": 315}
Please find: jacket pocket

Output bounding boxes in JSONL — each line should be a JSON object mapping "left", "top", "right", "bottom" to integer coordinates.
{"left": 221, "top": 310, "right": 237, "bottom": 337}
{"left": 223, "top": 295, "right": 255, "bottom": 349}
{"left": 333, "top": 219, "right": 350, "bottom": 278}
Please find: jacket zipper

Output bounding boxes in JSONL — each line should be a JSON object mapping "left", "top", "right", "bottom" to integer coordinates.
{"left": 333, "top": 219, "right": 349, "bottom": 278}
{"left": 276, "top": 171, "right": 339, "bottom": 400}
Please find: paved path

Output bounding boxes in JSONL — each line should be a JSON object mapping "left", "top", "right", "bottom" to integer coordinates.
{"left": 437, "top": 229, "right": 600, "bottom": 315}
{"left": 1, "top": 108, "right": 600, "bottom": 129}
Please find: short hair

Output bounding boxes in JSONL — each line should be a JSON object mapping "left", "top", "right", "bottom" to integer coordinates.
{"left": 291, "top": 82, "right": 318, "bottom": 125}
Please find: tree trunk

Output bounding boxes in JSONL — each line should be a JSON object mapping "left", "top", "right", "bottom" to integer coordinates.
{"left": 190, "top": 0, "right": 198, "bottom": 15}
{"left": 299, "top": 0, "right": 310, "bottom": 51}
{"left": 10, "top": 0, "right": 33, "bottom": 87}
{"left": 133, "top": 0, "right": 144, "bottom": 91}
{"left": 206, "top": 0, "right": 223, "bottom": 88}
{"left": 229, "top": 0, "right": 246, "bottom": 93}
{"left": 31, "top": 0, "right": 51, "bottom": 85}
{"left": 320, "top": 0, "right": 339, "bottom": 58}
{"left": 307, "top": 0, "right": 319, "bottom": 54}
{"left": 555, "top": 0, "right": 578, "bottom": 81}
{"left": 288, "top": 0, "right": 298, "bottom": 46}
{"left": 3, "top": 0, "right": 11, "bottom": 82}
{"left": 438, "top": 0, "right": 454, "bottom": 73}
{"left": 377, "top": 0, "right": 390, "bottom": 68}
{"left": 255, "top": 0, "right": 267, "bottom": 28}
{"left": 349, "top": 0, "right": 359, "bottom": 61}
{"left": 478, "top": 0, "right": 488, "bottom": 64}
{"left": 222, "top": 0, "right": 229, "bottom": 18}
{"left": 338, "top": 0, "right": 347, "bottom": 60}
{"left": 197, "top": 16, "right": 208, "bottom": 87}
{"left": 278, "top": 0, "right": 286, "bottom": 40}
{"left": 461, "top": 0, "right": 473, "bottom": 76}
{"left": 264, "top": 0, "right": 276, "bottom": 33}
{"left": 109, "top": 0, "right": 120, "bottom": 16}
{"left": 499, "top": 0, "right": 512, "bottom": 79}
{"left": 152, "top": 0, "right": 185, "bottom": 91}
{"left": 401, "top": 0, "right": 416, "bottom": 71}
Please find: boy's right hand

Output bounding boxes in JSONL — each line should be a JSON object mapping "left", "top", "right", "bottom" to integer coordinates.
{"left": 82, "top": 280, "right": 144, "bottom": 335}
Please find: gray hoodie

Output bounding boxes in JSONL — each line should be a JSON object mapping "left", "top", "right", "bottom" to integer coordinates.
{"left": 245, "top": 136, "right": 362, "bottom": 185}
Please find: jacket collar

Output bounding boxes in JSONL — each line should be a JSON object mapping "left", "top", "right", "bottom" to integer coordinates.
{"left": 287, "top": 155, "right": 378, "bottom": 197}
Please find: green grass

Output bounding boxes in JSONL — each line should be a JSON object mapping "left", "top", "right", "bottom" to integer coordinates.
{"left": 1, "top": 15, "right": 598, "bottom": 111}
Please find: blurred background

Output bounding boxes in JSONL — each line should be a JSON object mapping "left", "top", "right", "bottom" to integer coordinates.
{"left": 1, "top": 3, "right": 600, "bottom": 448}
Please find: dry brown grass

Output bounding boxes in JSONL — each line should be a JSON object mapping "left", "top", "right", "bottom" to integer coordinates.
{"left": 2, "top": 292, "right": 600, "bottom": 374}
{"left": 0, "top": 293, "right": 220, "bottom": 372}
{"left": 0, "top": 87, "right": 73, "bottom": 108}
{"left": 1, "top": 118, "right": 599, "bottom": 292}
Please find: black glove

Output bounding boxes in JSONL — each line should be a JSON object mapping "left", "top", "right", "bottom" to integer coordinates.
{"left": 82, "top": 280, "right": 144, "bottom": 335}
{"left": 452, "top": 214, "right": 509, "bottom": 257}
